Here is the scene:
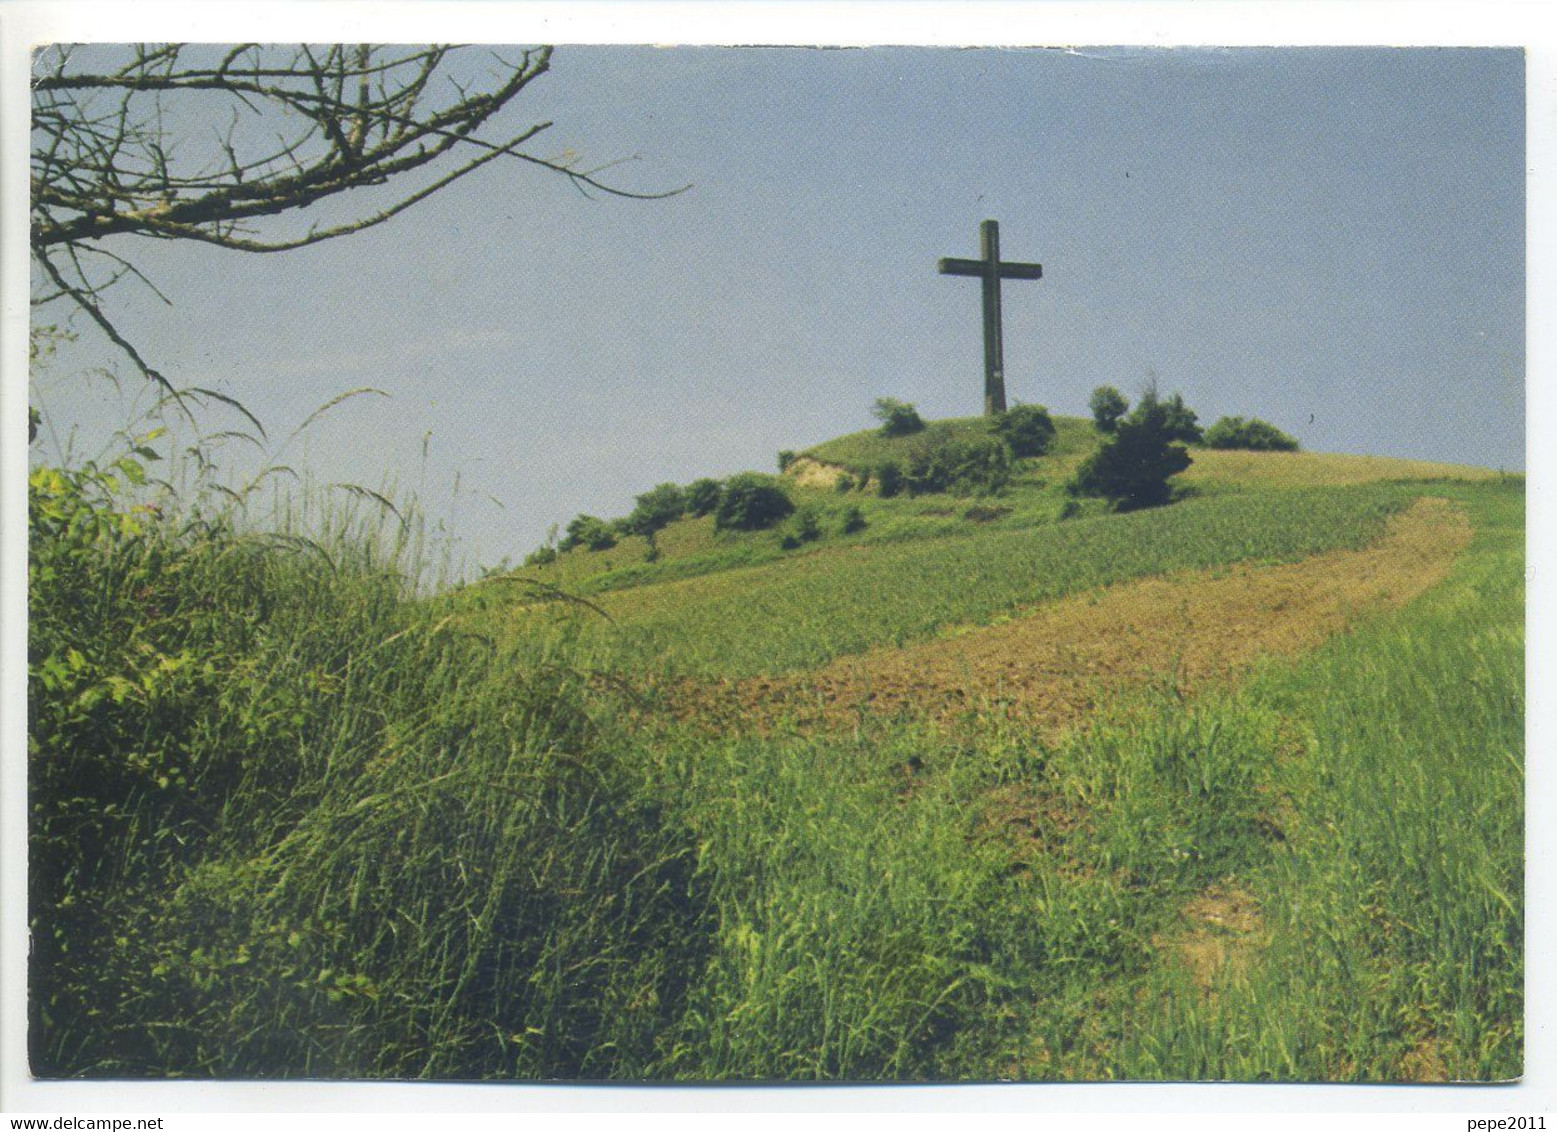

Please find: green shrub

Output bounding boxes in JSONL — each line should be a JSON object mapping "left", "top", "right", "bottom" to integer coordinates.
{"left": 560, "top": 513, "right": 617, "bottom": 552}
{"left": 835, "top": 473, "right": 855, "bottom": 493}
{"left": 1203, "top": 415, "right": 1300, "bottom": 451}
{"left": 714, "top": 473, "right": 794, "bottom": 532}
{"left": 1089, "top": 386, "right": 1129, "bottom": 433}
{"left": 991, "top": 403, "right": 1057, "bottom": 458}
{"left": 1070, "top": 394, "right": 1192, "bottom": 510}
{"left": 902, "top": 433, "right": 1012, "bottom": 497}
{"left": 626, "top": 483, "right": 686, "bottom": 560}
{"left": 686, "top": 478, "right": 723, "bottom": 518}
{"left": 778, "top": 450, "right": 799, "bottom": 472}
{"left": 524, "top": 545, "right": 558, "bottom": 567}
{"left": 877, "top": 462, "right": 904, "bottom": 498}
{"left": 779, "top": 506, "right": 823, "bottom": 550}
{"left": 840, "top": 504, "right": 867, "bottom": 534}
{"left": 872, "top": 397, "right": 926, "bottom": 438}
{"left": 1161, "top": 392, "right": 1203, "bottom": 444}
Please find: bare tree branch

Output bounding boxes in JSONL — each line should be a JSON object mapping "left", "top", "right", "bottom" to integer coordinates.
{"left": 31, "top": 43, "right": 690, "bottom": 387}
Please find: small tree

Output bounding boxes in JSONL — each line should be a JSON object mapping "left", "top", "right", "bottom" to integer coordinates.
{"left": 1161, "top": 392, "right": 1203, "bottom": 445}
{"left": 1203, "top": 416, "right": 1300, "bottom": 452}
{"left": 714, "top": 473, "right": 794, "bottom": 532}
{"left": 1070, "top": 396, "right": 1192, "bottom": 510}
{"left": 992, "top": 403, "right": 1057, "bottom": 458}
{"left": 876, "top": 462, "right": 905, "bottom": 498}
{"left": 872, "top": 397, "right": 926, "bottom": 438}
{"left": 685, "top": 478, "right": 723, "bottom": 517}
{"left": 1089, "top": 386, "right": 1129, "bottom": 433}
{"left": 560, "top": 514, "right": 616, "bottom": 552}
{"left": 625, "top": 483, "right": 686, "bottom": 560}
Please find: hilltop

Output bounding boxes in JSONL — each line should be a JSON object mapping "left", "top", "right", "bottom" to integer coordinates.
{"left": 510, "top": 410, "right": 1498, "bottom": 603}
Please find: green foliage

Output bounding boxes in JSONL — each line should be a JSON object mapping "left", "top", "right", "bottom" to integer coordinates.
{"left": 877, "top": 462, "right": 904, "bottom": 498}
{"left": 872, "top": 397, "right": 926, "bottom": 438}
{"left": 627, "top": 483, "right": 687, "bottom": 559}
{"left": 1161, "top": 392, "right": 1203, "bottom": 445}
{"left": 28, "top": 458, "right": 716, "bottom": 1079}
{"left": 685, "top": 478, "right": 723, "bottom": 518}
{"left": 714, "top": 473, "right": 794, "bottom": 532}
{"left": 628, "top": 483, "right": 686, "bottom": 535}
{"left": 1071, "top": 394, "right": 1193, "bottom": 511}
{"left": 1089, "top": 385, "right": 1129, "bottom": 433}
{"left": 835, "top": 473, "right": 855, "bottom": 493}
{"left": 992, "top": 403, "right": 1057, "bottom": 458}
{"left": 524, "top": 544, "right": 558, "bottom": 567}
{"left": 779, "top": 506, "right": 823, "bottom": 550}
{"left": 560, "top": 514, "right": 617, "bottom": 552}
{"left": 902, "top": 432, "right": 1012, "bottom": 497}
{"left": 1204, "top": 415, "right": 1301, "bottom": 452}
{"left": 778, "top": 450, "right": 799, "bottom": 472}
{"left": 840, "top": 504, "right": 867, "bottom": 535}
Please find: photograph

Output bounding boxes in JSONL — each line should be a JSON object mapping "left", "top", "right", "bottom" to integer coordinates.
{"left": 14, "top": 26, "right": 1525, "bottom": 1095}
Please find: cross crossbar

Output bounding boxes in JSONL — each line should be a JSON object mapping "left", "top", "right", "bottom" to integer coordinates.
{"left": 936, "top": 219, "right": 1043, "bottom": 416}
{"left": 937, "top": 257, "right": 1043, "bottom": 280}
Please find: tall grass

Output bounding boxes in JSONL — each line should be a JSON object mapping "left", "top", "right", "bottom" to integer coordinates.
{"left": 28, "top": 452, "right": 1046, "bottom": 1080}
{"left": 28, "top": 457, "right": 710, "bottom": 1077}
{"left": 1116, "top": 480, "right": 1524, "bottom": 1081}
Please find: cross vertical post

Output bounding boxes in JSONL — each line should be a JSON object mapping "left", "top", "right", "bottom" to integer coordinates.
{"left": 937, "top": 219, "right": 1043, "bottom": 417}
{"left": 979, "top": 220, "right": 1006, "bottom": 415}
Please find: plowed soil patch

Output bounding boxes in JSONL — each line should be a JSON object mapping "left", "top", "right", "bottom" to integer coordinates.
{"left": 683, "top": 497, "right": 1469, "bottom": 733}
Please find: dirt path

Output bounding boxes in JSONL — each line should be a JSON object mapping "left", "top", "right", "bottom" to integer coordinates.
{"left": 683, "top": 497, "right": 1471, "bottom": 733}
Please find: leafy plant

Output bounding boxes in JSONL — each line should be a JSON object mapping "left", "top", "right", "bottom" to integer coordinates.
{"left": 1161, "top": 392, "right": 1203, "bottom": 445}
{"left": 1071, "top": 394, "right": 1192, "bottom": 510}
{"left": 1204, "top": 415, "right": 1300, "bottom": 451}
{"left": 686, "top": 478, "right": 723, "bottom": 518}
{"left": 625, "top": 482, "right": 687, "bottom": 559}
{"left": 779, "top": 505, "right": 823, "bottom": 550}
{"left": 714, "top": 473, "right": 794, "bottom": 532}
{"left": 992, "top": 403, "right": 1057, "bottom": 458}
{"left": 560, "top": 514, "right": 617, "bottom": 552}
{"left": 872, "top": 397, "right": 926, "bottom": 438}
{"left": 902, "top": 433, "right": 1012, "bottom": 496}
{"left": 1089, "top": 386, "right": 1129, "bottom": 433}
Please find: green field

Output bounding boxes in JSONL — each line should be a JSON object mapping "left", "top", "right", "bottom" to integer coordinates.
{"left": 28, "top": 418, "right": 1521, "bottom": 1081}
{"left": 528, "top": 484, "right": 1415, "bottom": 677}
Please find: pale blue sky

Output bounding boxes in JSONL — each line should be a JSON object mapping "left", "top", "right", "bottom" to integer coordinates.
{"left": 33, "top": 45, "right": 1525, "bottom": 569}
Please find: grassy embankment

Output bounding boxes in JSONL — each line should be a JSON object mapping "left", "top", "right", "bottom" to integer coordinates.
{"left": 29, "top": 420, "right": 1520, "bottom": 1081}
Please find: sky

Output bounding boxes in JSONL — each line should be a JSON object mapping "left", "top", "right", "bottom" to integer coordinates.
{"left": 31, "top": 44, "right": 1525, "bottom": 571}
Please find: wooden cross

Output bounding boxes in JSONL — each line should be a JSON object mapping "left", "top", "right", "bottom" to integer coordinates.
{"left": 937, "top": 219, "right": 1042, "bottom": 416}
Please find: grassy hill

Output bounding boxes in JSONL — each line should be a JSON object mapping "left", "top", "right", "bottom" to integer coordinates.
{"left": 29, "top": 411, "right": 1522, "bottom": 1083}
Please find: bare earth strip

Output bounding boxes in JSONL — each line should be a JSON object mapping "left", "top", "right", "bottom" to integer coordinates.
{"left": 687, "top": 497, "right": 1471, "bottom": 732}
